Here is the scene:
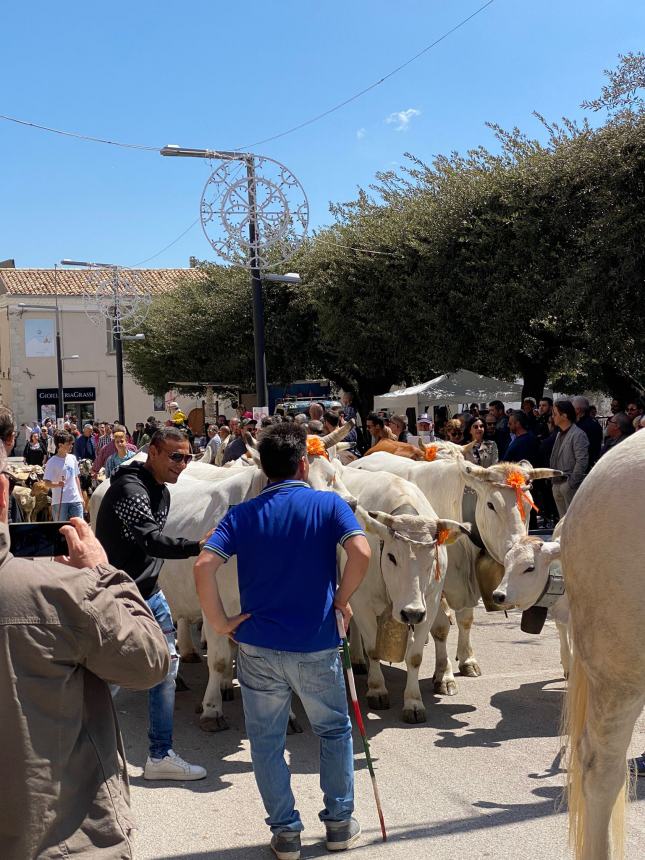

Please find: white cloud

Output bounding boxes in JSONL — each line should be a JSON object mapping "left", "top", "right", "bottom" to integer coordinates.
{"left": 356, "top": 127, "right": 366, "bottom": 140}
{"left": 385, "top": 108, "right": 421, "bottom": 131}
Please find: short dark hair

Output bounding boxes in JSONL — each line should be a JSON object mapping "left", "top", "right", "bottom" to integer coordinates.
{"left": 511, "top": 409, "right": 529, "bottom": 430}
{"left": 258, "top": 423, "right": 307, "bottom": 481}
{"left": 554, "top": 400, "right": 576, "bottom": 424}
{"left": 0, "top": 406, "right": 15, "bottom": 445}
{"left": 366, "top": 412, "right": 384, "bottom": 428}
{"left": 323, "top": 411, "right": 340, "bottom": 428}
{"left": 54, "top": 430, "right": 74, "bottom": 450}
{"left": 539, "top": 396, "right": 553, "bottom": 407}
{"left": 488, "top": 400, "right": 505, "bottom": 412}
{"left": 150, "top": 427, "right": 187, "bottom": 448}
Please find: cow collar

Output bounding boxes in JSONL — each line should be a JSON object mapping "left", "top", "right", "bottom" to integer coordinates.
{"left": 532, "top": 560, "right": 565, "bottom": 610}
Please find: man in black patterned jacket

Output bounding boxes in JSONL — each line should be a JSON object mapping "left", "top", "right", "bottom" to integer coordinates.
{"left": 96, "top": 427, "right": 211, "bottom": 781}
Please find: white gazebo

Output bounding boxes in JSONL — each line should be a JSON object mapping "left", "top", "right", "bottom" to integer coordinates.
{"left": 373, "top": 369, "right": 552, "bottom": 417}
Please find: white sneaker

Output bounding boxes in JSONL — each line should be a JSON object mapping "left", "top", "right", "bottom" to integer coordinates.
{"left": 143, "top": 749, "right": 207, "bottom": 781}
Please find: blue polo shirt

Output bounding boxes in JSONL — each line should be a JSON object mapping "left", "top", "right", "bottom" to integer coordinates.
{"left": 204, "top": 480, "right": 364, "bottom": 652}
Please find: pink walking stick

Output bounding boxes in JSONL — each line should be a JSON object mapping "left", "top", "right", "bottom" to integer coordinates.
{"left": 336, "top": 610, "right": 387, "bottom": 842}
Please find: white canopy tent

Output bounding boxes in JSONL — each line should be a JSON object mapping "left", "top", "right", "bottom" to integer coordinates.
{"left": 373, "top": 369, "right": 552, "bottom": 417}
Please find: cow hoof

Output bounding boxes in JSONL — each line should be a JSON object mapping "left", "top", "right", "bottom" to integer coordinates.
{"left": 402, "top": 704, "right": 426, "bottom": 724}
{"left": 367, "top": 693, "right": 390, "bottom": 710}
{"left": 221, "top": 686, "right": 234, "bottom": 702}
{"left": 434, "top": 679, "right": 457, "bottom": 696}
{"left": 195, "top": 703, "right": 203, "bottom": 715}
{"left": 287, "top": 716, "right": 304, "bottom": 735}
{"left": 200, "top": 714, "right": 229, "bottom": 732}
{"left": 351, "top": 662, "right": 368, "bottom": 676}
{"left": 175, "top": 675, "right": 190, "bottom": 692}
{"left": 180, "top": 652, "right": 202, "bottom": 664}
{"left": 460, "top": 662, "right": 481, "bottom": 678}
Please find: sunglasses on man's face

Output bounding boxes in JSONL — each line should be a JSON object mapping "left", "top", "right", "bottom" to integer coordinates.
{"left": 167, "top": 451, "right": 193, "bottom": 464}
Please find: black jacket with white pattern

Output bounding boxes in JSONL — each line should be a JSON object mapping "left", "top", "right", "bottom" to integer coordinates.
{"left": 95, "top": 461, "right": 200, "bottom": 600}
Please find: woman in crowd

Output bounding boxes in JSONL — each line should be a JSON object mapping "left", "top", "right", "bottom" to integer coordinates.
{"left": 464, "top": 417, "right": 498, "bottom": 466}
{"left": 43, "top": 431, "right": 84, "bottom": 521}
{"left": 105, "top": 430, "right": 137, "bottom": 478}
{"left": 23, "top": 431, "right": 46, "bottom": 467}
{"left": 444, "top": 418, "right": 465, "bottom": 444}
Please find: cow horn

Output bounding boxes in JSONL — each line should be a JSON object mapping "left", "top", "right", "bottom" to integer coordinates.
{"left": 321, "top": 419, "right": 355, "bottom": 450}
{"left": 461, "top": 440, "right": 476, "bottom": 455}
{"left": 368, "top": 509, "right": 397, "bottom": 530}
{"left": 417, "top": 437, "right": 427, "bottom": 451}
{"left": 437, "top": 518, "right": 471, "bottom": 539}
{"left": 526, "top": 467, "right": 563, "bottom": 481}
{"left": 243, "top": 431, "right": 259, "bottom": 450}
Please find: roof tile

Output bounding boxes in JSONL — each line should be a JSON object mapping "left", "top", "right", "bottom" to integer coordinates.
{"left": 0, "top": 268, "right": 202, "bottom": 297}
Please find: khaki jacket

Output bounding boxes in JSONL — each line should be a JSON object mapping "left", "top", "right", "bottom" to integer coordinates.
{"left": 0, "top": 521, "right": 170, "bottom": 859}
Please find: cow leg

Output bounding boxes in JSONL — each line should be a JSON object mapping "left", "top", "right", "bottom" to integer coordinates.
{"left": 176, "top": 618, "right": 201, "bottom": 663}
{"left": 351, "top": 608, "right": 389, "bottom": 709}
{"left": 455, "top": 607, "right": 481, "bottom": 677}
{"left": 555, "top": 621, "right": 571, "bottom": 680}
{"left": 577, "top": 686, "right": 643, "bottom": 860}
{"left": 402, "top": 617, "right": 431, "bottom": 723}
{"left": 221, "top": 640, "right": 236, "bottom": 701}
{"left": 348, "top": 618, "right": 367, "bottom": 675}
{"left": 199, "top": 620, "right": 230, "bottom": 732}
{"left": 430, "top": 605, "right": 457, "bottom": 696}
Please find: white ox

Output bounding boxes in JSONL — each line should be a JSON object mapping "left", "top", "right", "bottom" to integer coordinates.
{"left": 336, "top": 468, "right": 469, "bottom": 722}
{"left": 493, "top": 534, "right": 571, "bottom": 678}
{"left": 350, "top": 451, "right": 559, "bottom": 693}
{"left": 560, "top": 431, "right": 645, "bottom": 860}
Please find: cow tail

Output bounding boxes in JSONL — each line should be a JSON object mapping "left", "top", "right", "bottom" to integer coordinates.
{"left": 562, "top": 651, "right": 629, "bottom": 859}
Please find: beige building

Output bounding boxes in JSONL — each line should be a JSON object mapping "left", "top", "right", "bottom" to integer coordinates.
{"left": 0, "top": 265, "right": 208, "bottom": 430}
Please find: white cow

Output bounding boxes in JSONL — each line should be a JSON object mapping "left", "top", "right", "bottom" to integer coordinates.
{"left": 493, "top": 535, "right": 571, "bottom": 678}
{"left": 560, "top": 431, "right": 645, "bottom": 860}
{"left": 351, "top": 452, "right": 560, "bottom": 692}
{"left": 336, "top": 467, "right": 469, "bottom": 722}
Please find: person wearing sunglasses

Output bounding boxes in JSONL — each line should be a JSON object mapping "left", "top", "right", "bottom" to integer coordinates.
{"left": 96, "top": 427, "right": 212, "bottom": 782}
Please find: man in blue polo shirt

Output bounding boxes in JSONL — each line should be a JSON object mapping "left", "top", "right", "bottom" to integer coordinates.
{"left": 193, "top": 423, "right": 370, "bottom": 860}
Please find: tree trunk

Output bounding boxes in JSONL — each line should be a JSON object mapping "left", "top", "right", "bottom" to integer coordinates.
{"left": 520, "top": 362, "right": 548, "bottom": 402}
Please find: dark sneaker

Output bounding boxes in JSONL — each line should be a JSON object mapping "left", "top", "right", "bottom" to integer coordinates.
{"left": 271, "top": 831, "right": 301, "bottom": 860}
{"left": 629, "top": 755, "right": 645, "bottom": 777}
{"left": 325, "top": 817, "right": 361, "bottom": 851}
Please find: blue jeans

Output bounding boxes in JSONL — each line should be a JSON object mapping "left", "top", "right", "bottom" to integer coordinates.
{"left": 59, "top": 501, "right": 84, "bottom": 521}
{"left": 237, "top": 643, "right": 354, "bottom": 834}
{"left": 146, "top": 590, "right": 178, "bottom": 758}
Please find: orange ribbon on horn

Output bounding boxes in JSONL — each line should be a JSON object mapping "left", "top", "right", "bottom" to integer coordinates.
{"left": 434, "top": 527, "right": 452, "bottom": 581}
{"left": 306, "top": 436, "right": 329, "bottom": 460}
{"left": 505, "top": 469, "right": 539, "bottom": 522}
{"left": 424, "top": 445, "right": 439, "bottom": 462}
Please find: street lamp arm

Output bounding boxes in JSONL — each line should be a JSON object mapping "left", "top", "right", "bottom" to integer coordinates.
{"left": 160, "top": 145, "right": 245, "bottom": 161}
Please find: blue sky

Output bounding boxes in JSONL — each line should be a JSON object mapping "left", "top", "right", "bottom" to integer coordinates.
{"left": 2, "top": 1, "right": 644, "bottom": 269}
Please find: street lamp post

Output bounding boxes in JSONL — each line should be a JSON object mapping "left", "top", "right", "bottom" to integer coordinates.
{"left": 160, "top": 146, "right": 307, "bottom": 409}
{"left": 60, "top": 260, "right": 148, "bottom": 426}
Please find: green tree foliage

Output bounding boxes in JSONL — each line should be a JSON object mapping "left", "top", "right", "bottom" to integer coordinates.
{"left": 127, "top": 55, "right": 645, "bottom": 407}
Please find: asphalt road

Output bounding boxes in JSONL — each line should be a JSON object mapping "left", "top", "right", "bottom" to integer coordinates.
{"left": 117, "top": 608, "right": 645, "bottom": 859}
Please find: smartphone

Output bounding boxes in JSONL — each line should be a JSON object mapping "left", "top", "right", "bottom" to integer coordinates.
{"left": 9, "top": 522, "right": 69, "bottom": 558}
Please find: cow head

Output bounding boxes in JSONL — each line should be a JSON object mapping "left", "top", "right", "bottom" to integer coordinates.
{"left": 493, "top": 536, "right": 561, "bottom": 609}
{"left": 359, "top": 503, "right": 469, "bottom": 625}
{"left": 460, "top": 460, "right": 562, "bottom": 562}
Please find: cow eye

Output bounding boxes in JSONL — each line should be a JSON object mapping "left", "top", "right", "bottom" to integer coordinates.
{"left": 387, "top": 553, "right": 397, "bottom": 565}
{"left": 524, "top": 565, "right": 535, "bottom": 573}
{"left": 487, "top": 501, "right": 495, "bottom": 511}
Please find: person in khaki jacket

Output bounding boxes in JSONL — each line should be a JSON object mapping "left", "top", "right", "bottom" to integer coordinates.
{"left": 0, "top": 432, "right": 170, "bottom": 858}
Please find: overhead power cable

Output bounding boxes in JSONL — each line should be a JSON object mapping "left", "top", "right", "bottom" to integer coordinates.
{"left": 0, "top": 1, "right": 495, "bottom": 155}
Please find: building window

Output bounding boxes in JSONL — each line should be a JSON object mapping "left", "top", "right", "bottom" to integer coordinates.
{"left": 106, "top": 319, "right": 116, "bottom": 354}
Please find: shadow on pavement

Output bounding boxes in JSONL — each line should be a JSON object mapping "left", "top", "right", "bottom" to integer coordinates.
{"left": 434, "top": 678, "right": 564, "bottom": 748}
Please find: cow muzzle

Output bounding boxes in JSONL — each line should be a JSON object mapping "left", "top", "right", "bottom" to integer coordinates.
{"left": 400, "top": 607, "right": 426, "bottom": 625}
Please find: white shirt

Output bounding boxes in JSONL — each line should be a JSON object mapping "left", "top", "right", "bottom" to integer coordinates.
{"left": 44, "top": 454, "right": 82, "bottom": 506}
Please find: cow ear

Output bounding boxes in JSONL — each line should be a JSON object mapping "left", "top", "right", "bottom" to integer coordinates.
{"left": 436, "top": 519, "right": 471, "bottom": 545}
{"left": 540, "top": 540, "right": 561, "bottom": 562}
{"left": 361, "top": 510, "right": 390, "bottom": 540}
